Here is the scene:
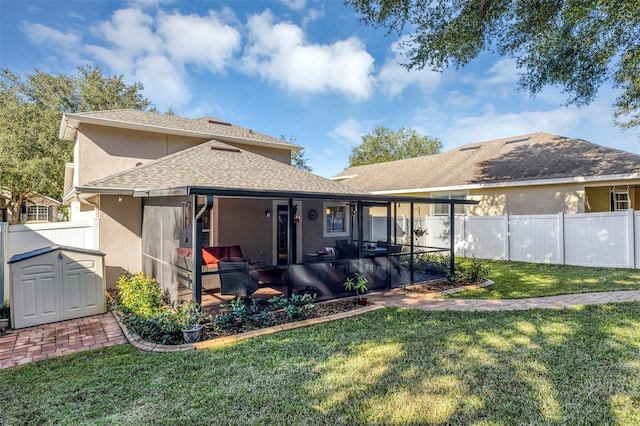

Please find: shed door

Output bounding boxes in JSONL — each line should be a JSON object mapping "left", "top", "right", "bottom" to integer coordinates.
{"left": 12, "top": 257, "right": 64, "bottom": 328}
{"left": 63, "top": 251, "right": 105, "bottom": 317}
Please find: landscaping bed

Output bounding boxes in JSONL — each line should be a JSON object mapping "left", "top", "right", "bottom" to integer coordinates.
{"left": 202, "top": 297, "right": 368, "bottom": 339}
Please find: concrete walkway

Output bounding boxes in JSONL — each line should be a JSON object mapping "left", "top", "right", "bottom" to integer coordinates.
{"left": 3, "top": 289, "right": 640, "bottom": 370}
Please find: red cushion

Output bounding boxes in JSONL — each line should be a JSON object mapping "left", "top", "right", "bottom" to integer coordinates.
{"left": 176, "top": 247, "right": 192, "bottom": 257}
{"left": 228, "top": 245, "right": 243, "bottom": 258}
{"left": 202, "top": 248, "right": 219, "bottom": 266}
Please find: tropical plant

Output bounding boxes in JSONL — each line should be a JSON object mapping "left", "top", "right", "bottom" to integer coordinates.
{"left": 343, "top": 272, "right": 369, "bottom": 302}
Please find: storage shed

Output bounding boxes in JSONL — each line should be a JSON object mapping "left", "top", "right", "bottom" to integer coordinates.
{"left": 9, "top": 246, "right": 106, "bottom": 329}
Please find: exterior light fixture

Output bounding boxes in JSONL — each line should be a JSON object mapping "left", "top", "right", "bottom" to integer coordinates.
{"left": 265, "top": 209, "right": 271, "bottom": 218}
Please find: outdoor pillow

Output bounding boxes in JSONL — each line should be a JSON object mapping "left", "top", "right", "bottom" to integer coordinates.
{"left": 202, "top": 247, "right": 220, "bottom": 266}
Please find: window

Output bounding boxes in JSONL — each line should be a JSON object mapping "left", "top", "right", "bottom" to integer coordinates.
{"left": 323, "top": 203, "right": 349, "bottom": 237}
{"left": 611, "top": 187, "right": 630, "bottom": 211}
{"left": 27, "top": 205, "right": 49, "bottom": 222}
{"left": 431, "top": 192, "right": 468, "bottom": 216}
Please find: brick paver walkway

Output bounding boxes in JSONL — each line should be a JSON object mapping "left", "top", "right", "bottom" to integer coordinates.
{"left": 0, "top": 312, "right": 127, "bottom": 369}
{"left": 3, "top": 289, "right": 640, "bottom": 370}
{"left": 368, "top": 288, "right": 640, "bottom": 311}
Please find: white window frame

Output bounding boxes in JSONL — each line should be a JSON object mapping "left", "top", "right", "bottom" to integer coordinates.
{"left": 323, "top": 202, "right": 350, "bottom": 237}
{"left": 611, "top": 187, "right": 630, "bottom": 211}
{"left": 430, "top": 191, "right": 468, "bottom": 216}
{"left": 27, "top": 205, "right": 49, "bottom": 222}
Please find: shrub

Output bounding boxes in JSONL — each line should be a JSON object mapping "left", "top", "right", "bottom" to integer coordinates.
{"left": 0, "top": 300, "right": 10, "bottom": 319}
{"left": 114, "top": 272, "right": 203, "bottom": 345}
{"left": 211, "top": 298, "right": 269, "bottom": 333}
{"left": 116, "top": 272, "right": 166, "bottom": 317}
{"left": 455, "top": 256, "right": 490, "bottom": 284}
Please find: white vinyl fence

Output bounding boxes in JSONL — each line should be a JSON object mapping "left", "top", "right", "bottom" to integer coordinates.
{"left": 1, "top": 220, "right": 99, "bottom": 304}
{"left": 373, "top": 210, "right": 639, "bottom": 269}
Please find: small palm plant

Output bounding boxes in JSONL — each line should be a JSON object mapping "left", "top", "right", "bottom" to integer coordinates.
{"left": 343, "top": 272, "right": 368, "bottom": 304}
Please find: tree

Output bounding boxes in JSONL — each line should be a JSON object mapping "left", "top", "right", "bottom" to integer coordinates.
{"left": 281, "top": 135, "right": 313, "bottom": 172}
{"left": 348, "top": 126, "right": 442, "bottom": 167}
{"left": 347, "top": 0, "right": 640, "bottom": 128}
{"left": 0, "top": 66, "right": 151, "bottom": 223}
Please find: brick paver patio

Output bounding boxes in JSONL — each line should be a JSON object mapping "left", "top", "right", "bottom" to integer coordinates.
{"left": 0, "top": 312, "right": 127, "bottom": 369}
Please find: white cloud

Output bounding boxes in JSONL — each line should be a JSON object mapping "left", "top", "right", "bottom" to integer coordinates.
{"left": 21, "top": 22, "right": 80, "bottom": 47}
{"left": 484, "top": 58, "right": 519, "bottom": 85}
{"left": 328, "top": 118, "right": 366, "bottom": 145}
{"left": 378, "top": 36, "right": 442, "bottom": 96}
{"left": 126, "top": 0, "right": 175, "bottom": 9}
{"left": 157, "top": 10, "right": 241, "bottom": 72}
{"left": 242, "top": 11, "right": 375, "bottom": 100}
{"left": 93, "top": 8, "right": 161, "bottom": 55}
{"left": 132, "top": 54, "right": 191, "bottom": 107}
{"left": 278, "top": 0, "right": 306, "bottom": 11}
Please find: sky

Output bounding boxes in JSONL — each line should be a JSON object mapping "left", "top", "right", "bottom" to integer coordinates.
{"left": 1, "top": 0, "right": 639, "bottom": 178}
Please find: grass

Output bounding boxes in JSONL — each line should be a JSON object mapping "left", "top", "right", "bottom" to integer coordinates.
{"left": 448, "top": 259, "right": 640, "bottom": 299}
{"left": 2, "top": 304, "right": 640, "bottom": 425}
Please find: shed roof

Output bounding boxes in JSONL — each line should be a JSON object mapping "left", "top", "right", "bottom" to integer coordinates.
{"left": 334, "top": 132, "right": 640, "bottom": 192}
{"left": 59, "top": 109, "right": 299, "bottom": 151}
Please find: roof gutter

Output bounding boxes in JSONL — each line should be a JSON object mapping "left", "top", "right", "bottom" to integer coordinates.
{"left": 133, "top": 186, "right": 479, "bottom": 205}
{"left": 60, "top": 113, "right": 302, "bottom": 151}
{"left": 368, "top": 172, "right": 640, "bottom": 195}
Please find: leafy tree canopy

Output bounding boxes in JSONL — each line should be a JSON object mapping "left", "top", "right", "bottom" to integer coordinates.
{"left": 0, "top": 66, "right": 151, "bottom": 223}
{"left": 347, "top": 0, "right": 640, "bottom": 128}
{"left": 348, "top": 126, "right": 442, "bottom": 167}
{"left": 282, "top": 135, "right": 313, "bottom": 172}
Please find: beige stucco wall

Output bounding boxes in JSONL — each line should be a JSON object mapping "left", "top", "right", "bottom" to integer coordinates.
{"left": 76, "top": 124, "right": 210, "bottom": 185}
{"left": 76, "top": 124, "right": 293, "bottom": 185}
{"left": 99, "top": 195, "right": 142, "bottom": 288}
{"left": 469, "top": 184, "right": 586, "bottom": 215}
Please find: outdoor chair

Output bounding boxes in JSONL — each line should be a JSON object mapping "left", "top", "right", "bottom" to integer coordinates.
{"left": 217, "top": 259, "right": 260, "bottom": 297}
{"left": 336, "top": 243, "right": 358, "bottom": 273}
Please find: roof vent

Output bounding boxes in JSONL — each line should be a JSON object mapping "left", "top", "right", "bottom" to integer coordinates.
{"left": 460, "top": 145, "right": 481, "bottom": 151}
{"left": 505, "top": 136, "right": 530, "bottom": 144}
{"left": 208, "top": 119, "right": 232, "bottom": 126}
{"left": 210, "top": 145, "right": 241, "bottom": 153}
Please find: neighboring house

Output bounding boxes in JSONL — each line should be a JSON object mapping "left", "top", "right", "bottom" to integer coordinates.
{"left": 59, "top": 109, "right": 473, "bottom": 303}
{"left": 0, "top": 191, "right": 61, "bottom": 223}
{"left": 333, "top": 132, "right": 640, "bottom": 216}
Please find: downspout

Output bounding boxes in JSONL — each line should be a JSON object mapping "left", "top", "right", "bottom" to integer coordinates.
{"left": 449, "top": 201, "right": 455, "bottom": 277}
{"left": 192, "top": 195, "right": 213, "bottom": 305}
{"left": 287, "top": 198, "right": 294, "bottom": 298}
{"left": 410, "top": 202, "right": 414, "bottom": 284}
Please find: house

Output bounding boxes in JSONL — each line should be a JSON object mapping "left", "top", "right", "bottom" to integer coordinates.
{"left": 0, "top": 191, "right": 61, "bottom": 223}
{"left": 59, "top": 109, "right": 474, "bottom": 305}
{"left": 333, "top": 132, "right": 640, "bottom": 216}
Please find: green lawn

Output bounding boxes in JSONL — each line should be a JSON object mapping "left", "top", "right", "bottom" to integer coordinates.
{"left": 2, "top": 304, "right": 640, "bottom": 425}
{"left": 449, "top": 260, "right": 640, "bottom": 299}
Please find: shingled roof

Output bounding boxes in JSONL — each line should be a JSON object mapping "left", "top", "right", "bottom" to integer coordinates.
{"left": 74, "top": 140, "right": 365, "bottom": 197}
{"left": 59, "top": 109, "right": 297, "bottom": 151}
{"left": 334, "top": 132, "right": 640, "bottom": 192}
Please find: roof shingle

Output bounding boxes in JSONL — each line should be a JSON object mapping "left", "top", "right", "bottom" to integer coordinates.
{"left": 335, "top": 132, "right": 640, "bottom": 191}
{"left": 81, "top": 140, "right": 366, "bottom": 196}
{"left": 62, "top": 109, "right": 296, "bottom": 149}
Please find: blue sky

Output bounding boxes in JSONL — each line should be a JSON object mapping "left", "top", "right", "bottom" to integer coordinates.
{"left": 1, "top": 0, "right": 638, "bottom": 178}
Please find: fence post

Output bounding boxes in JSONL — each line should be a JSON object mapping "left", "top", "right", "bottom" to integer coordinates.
{"left": 627, "top": 209, "right": 635, "bottom": 269}
{"left": 504, "top": 214, "right": 510, "bottom": 261}
{"left": 557, "top": 212, "right": 565, "bottom": 265}
{"left": 0, "top": 222, "right": 5, "bottom": 305}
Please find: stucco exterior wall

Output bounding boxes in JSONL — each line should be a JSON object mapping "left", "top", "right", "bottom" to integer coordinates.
{"left": 468, "top": 184, "right": 585, "bottom": 215}
{"left": 216, "top": 198, "right": 275, "bottom": 264}
{"left": 76, "top": 124, "right": 210, "bottom": 185}
{"left": 75, "top": 124, "right": 293, "bottom": 186}
{"left": 99, "top": 195, "right": 142, "bottom": 287}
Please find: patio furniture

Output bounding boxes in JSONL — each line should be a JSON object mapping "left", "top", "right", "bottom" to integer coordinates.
{"left": 217, "top": 259, "right": 260, "bottom": 297}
